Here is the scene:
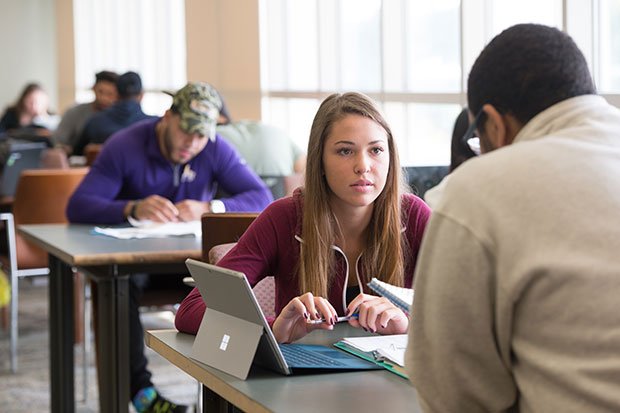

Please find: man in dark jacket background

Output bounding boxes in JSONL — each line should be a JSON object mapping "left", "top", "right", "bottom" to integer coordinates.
{"left": 73, "top": 71, "right": 155, "bottom": 155}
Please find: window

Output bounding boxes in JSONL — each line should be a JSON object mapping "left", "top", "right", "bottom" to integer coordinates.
{"left": 599, "top": 0, "right": 620, "bottom": 93}
{"left": 260, "top": 0, "right": 618, "bottom": 166}
{"left": 73, "top": 0, "right": 186, "bottom": 116}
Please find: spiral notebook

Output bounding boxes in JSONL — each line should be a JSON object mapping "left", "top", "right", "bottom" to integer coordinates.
{"left": 334, "top": 334, "right": 409, "bottom": 379}
{"left": 367, "top": 278, "right": 414, "bottom": 314}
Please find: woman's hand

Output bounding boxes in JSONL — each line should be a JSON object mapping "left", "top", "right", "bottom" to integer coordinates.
{"left": 346, "top": 293, "right": 408, "bottom": 335}
{"left": 272, "top": 292, "right": 338, "bottom": 343}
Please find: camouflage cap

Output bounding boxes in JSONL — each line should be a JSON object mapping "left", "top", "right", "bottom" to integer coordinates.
{"left": 170, "top": 82, "right": 222, "bottom": 140}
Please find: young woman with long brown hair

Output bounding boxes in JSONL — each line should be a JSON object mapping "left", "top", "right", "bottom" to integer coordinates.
{"left": 176, "top": 92, "right": 431, "bottom": 343}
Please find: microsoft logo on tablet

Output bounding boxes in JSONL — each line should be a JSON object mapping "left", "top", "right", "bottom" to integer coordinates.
{"left": 219, "top": 334, "right": 230, "bottom": 351}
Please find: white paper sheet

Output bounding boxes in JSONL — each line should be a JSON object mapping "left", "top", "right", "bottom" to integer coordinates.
{"left": 340, "top": 334, "right": 408, "bottom": 366}
{"left": 93, "top": 220, "right": 201, "bottom": 239}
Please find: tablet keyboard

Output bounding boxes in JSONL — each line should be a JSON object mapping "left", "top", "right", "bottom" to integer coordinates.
{"left": 279, "top": 344, "right": 347, "bottom": 367}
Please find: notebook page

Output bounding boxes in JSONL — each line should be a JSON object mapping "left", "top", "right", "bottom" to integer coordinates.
{"left": 340, "top": 334, "right": 408, "bottom": 366}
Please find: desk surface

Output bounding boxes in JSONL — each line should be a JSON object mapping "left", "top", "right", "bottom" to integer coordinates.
{"left": 146, "top": 328, "right": 422, "bottom": 413}
{"left": 19, "top": 223, "right": 202, "bottom": 266}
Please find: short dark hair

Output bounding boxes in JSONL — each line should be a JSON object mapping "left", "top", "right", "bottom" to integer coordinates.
{"left": 95, "top": 70, "right": 119, "bottom": 85}
{"left": 116, "top": 71, "right": 143, "bottom": 99}
{"left": 467, "top": 24, "right": 596, "bottom": 124}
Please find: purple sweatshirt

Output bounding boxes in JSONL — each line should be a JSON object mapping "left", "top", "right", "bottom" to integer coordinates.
{"left": 66, "top": 118, "right": 273, "bottom": 224}
{"left": 175, "top": 190, "right": 431, "bottom": 335}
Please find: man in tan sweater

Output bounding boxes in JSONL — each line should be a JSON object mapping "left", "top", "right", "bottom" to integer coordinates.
{"left": 406, "top": 24, "right": 620, "bottom": 413}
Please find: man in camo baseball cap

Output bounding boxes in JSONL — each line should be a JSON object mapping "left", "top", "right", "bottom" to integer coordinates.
{"left": 67, "top": 81, "right": 273, "bottom": 413}
{"left": 170, "top": 82, "right": 222, "bottom": 141}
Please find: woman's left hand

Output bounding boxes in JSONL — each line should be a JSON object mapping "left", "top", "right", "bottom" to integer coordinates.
{"left": 346, "top": 293, "right": 408, "bottom": 335}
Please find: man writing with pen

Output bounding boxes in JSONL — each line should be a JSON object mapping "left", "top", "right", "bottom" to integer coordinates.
{"left": 175, "top": 92, "right": 431, "bottom": 343}
{"left": 67, "top": 82, "right": 272, "bottom": 413}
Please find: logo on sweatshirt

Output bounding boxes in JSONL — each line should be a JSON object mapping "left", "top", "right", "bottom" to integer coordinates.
{"left": 181, "top": 164, "right": 196, "bottom": 183}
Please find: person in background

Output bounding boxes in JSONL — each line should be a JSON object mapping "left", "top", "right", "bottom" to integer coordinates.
{"left": 217, "top": 118, "right": 306, "bottom": 176}
{"left": 213, "top": 92, "right": 306, "bottom": 199}
{"left": 407, "top": 23, "right": 620, "bottom": 412}
{"left": 72, "top": 71, "right": 155, "bottom": 155}
{"left": 0, "top": 83, "right": 56, "bottom": 134}
{"left": 175, "top": 92, "right": 431, "bottom": 344}
{"left": 423, "top": 107, "right": 477, "bottom": 208}
{"left": 449, "top": 107, "right": 478, "bottom": 172}
{"left": 53, "top": 70, "right": 119, "bottom": 153}
{"left": 67, "top": 82, "right": 273, "bottom": 413}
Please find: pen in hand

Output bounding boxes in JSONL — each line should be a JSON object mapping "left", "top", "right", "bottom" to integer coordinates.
{"left": 306, "top": 313, "right": 358, "bottom": 325}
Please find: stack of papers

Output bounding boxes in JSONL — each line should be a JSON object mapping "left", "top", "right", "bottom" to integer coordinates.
{"left": 93, "top": 220, "right": 201, "bottom": 239}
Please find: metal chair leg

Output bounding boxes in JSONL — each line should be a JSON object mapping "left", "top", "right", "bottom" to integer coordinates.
{"left": 196, "top": 381, "right": 202, "bottom": 412}
{"left": 6, "top": 214, "right": 19, "bottom": 373}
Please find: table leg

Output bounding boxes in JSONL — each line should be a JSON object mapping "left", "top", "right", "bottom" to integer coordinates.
{"left": 49, "top": 255, "right": 75, "bottom": 413}
{"left": 202, "top": 385, "right": 237, "bottom": 413}
{"left": 95, "top": 270, "right": 130, "bottom": 413}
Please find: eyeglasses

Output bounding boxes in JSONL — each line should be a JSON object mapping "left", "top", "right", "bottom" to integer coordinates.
{"left": 461, "top": 109, "right": 486, "bottom": 156}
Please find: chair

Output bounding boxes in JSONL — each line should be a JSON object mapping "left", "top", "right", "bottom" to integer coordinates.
{"left": 84, "top": 143, "right": 103, "bottom": 166}
{"left": 201, "top": 212, "right": 275, "bottom": 318}
{"left": 402, "top": 166, "right": 449, "bottom": 199}
{"left": 0, "top": 168, "right": 89, "bottom": 373}
{"left": 201, "top": 212, "right": 260, "bottom": 254}
{"left": 40, "top": 147, "right": 70, "bottom": 169}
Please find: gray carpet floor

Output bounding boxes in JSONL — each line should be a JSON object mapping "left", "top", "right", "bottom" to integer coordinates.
{"left": 0, "top": 278, "right": 198, "bottom": 412}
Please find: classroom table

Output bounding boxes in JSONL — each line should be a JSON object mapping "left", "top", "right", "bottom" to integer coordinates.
{"left": 146, "top": 326, "right": 423, "bottom": 413}
{"left": 18, "top": 223, "right": 202, "bottom": 413}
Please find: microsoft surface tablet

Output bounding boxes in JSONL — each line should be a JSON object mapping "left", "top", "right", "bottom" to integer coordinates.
{"left": 185, "top": 258, "right": 381, "bottom": 379}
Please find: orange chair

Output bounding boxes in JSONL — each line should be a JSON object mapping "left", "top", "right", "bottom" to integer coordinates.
{"left": 84, "top": 143, "right": 103, "bottom": 166}
{"left": 0, "top": 168, "right": 88, "bottom": 373}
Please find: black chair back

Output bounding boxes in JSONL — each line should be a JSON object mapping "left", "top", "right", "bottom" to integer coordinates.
{"left": 403, "top": 166, "right": 449, "bottom": 199}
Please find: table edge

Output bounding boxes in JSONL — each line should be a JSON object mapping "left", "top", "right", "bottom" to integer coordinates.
{"left": 146, "top": 330, "right": 271, "bottom": 413}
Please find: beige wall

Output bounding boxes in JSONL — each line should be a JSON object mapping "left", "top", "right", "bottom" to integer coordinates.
{"left": 0, "top": 0, "right": 58, "bottom": 111}
{"left": 55, "top": 0, "right": 75, "bottom": 113}
{"left": 0, "top": 2, "right": 221, "bottom": 115}
{"left": 185, "top": 0, "right": 262, "bottom": 120}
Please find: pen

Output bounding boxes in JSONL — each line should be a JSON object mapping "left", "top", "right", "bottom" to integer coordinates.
{"left": 306, "top": 313, "right": 358, "bottom": 325}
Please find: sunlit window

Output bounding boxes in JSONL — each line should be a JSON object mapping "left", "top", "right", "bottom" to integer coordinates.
{"left": 404, "top": 2, "right": 461, "bottom": 93}
{"left": 599, "top": 0, "right": 620, "bottom": 93}
{"left": 260, "top": 0, "right": 617, "bottom": 166}
{"left": 73, "top": 0, "right": 186, "bottom": 116}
